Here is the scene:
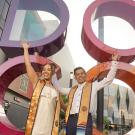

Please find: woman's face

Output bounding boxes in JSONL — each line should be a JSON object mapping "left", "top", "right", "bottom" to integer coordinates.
{"left": 41, "top": 64, "right": 53, "bottom": 81}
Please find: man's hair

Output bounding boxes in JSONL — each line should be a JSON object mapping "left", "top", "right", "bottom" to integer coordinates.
{"left": 74, "top": 67, "right": 86, "bottom": 75}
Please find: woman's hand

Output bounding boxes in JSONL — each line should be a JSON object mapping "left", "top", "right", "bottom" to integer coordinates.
{"left": 21, "top": 41, "right": 30, "bottom": 50}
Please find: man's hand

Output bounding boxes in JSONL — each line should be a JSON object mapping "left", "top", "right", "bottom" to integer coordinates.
{"left": 21, "top": 41, "right": 30, "bottom": 49}
{"left": 112, "top": 54, "right": 120, "bottom": 61}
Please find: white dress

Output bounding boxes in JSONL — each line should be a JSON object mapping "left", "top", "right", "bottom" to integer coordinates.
{"left": 32, "top": 86, "right": 58, "bottom": 135}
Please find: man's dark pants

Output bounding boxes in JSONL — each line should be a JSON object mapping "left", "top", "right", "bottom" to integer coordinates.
{"left": 66, "top": 113, "right": 92, "bottom": 135}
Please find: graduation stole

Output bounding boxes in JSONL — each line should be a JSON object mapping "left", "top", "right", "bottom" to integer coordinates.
{"left": 25, "top": 80, "right": 60, "bottom": 135}
{"left": 65, "top": 83, "right": 92, "bottom": 130}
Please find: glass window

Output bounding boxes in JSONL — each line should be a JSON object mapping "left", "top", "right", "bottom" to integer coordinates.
{"left": 0, "top": 18, "right": 4, "bottom": 29}
{"left": 2, "top": 2, "right": 9, "bottom": 20}
{"left": 10, "top": 10, "right": 60, "bottom": 41}
{"left": 6, "top": 0, "right": 12, "bottom": 4}
{"left": 0, "top": 0, "right": 5, "bottom": 15}
{"left": 0, "top": 28, "right": 2, "bottom": 39}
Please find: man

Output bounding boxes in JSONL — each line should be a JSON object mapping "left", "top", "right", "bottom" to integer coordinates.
{"left": 22, "top": 42, "right": 60, "bottom": 135}
{"left": 53, "top": 54, "right": 118, "bottom": 135}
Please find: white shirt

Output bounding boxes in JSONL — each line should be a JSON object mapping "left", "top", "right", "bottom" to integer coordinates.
{"left": 70, "top": 82, "right": 86, "bottom": 114}
{"left": 52, "top": 61, "right": 118, "bottom": 114}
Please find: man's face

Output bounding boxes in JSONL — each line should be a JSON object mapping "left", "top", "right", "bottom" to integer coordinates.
{"left": 74, "top": 69, "right": 86, "bottom": 84}
{"left": 41, "top": 64, "right": 52, "bottom": 81}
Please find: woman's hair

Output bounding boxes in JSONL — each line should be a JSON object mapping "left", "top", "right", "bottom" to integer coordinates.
{"left": 41, "top": 63, "right": 56, "bottom": 75}
{"left": 49, "top": 63, "right": 56, "bottom": 75}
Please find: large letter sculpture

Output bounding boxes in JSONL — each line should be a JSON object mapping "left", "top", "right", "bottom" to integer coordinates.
{"left": 0, "top": 0, "right": 69, "bottom": 134}
{"left": 82, "top": 0, "right": 135, "bottom": 134}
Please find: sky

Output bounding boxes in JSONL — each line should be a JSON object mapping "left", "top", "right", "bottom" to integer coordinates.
{"left": 63, "top": 0, "right": 96, "bottom": 70}
{"left": 38, "top": 0, "right": 135, "bottom": 89}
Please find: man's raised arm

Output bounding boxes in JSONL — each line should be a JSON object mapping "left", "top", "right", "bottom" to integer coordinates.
{"left": 93, "top": 54, "right": 119, "bottom": 91}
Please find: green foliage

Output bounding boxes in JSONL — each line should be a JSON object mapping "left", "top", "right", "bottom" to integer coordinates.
{"left": 61, "top": 95, "right": 68, "bottom": 103}
{"left": 104, "top": 116, "right": 111, "bottom": 130}
{"left": 60, "top": 95, "right": 68, "bottom": 120}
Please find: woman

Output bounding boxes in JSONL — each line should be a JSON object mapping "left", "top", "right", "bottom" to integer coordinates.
{"left": 22, "top": 42, "right": 60, "bottom": 135}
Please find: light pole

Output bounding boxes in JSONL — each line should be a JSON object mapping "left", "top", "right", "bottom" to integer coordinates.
{"left": 69, "top": 72, "right": 73, "bottom": 88}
